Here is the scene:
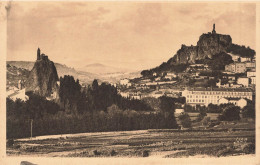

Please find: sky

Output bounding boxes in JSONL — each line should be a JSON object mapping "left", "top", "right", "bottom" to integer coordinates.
{"left": 7, "top": 2, "right": 256, "bottom": 71}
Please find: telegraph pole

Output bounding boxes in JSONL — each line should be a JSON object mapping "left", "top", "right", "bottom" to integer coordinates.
{"left": 30, "top": 119, "right": 33, "bottom": 139}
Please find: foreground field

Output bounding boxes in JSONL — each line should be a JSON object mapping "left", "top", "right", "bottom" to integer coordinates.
{"left": 7, "top": 120, "right": 255, "bottom": 158}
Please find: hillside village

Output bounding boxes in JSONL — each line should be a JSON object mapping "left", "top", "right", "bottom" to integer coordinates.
{"left": 6, "top": 25, "right": 256, "bottom": 158}
{"left": 117, "top": 24, "right": 256, "bottom": 111}
{"left": 6, "top": 24, "right": 256, "bottom": 113}
{"left": 5, "top": 1, "right": 257, "bottom": 158}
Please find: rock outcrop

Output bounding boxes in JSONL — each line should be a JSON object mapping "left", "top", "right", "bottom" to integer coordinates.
{"left": 171, "top": 32, "right": 232, "bottom": 64}
{"left": 25, "top": 49, "right": 59, "bottom": 98}
{"left": 141, "top": 24, "right": 239, "bottom": 76}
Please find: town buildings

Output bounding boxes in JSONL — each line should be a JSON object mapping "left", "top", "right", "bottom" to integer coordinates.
{"left": 218, "top": 98, "right": 248, "bottom": 108}
{"left": 182, "top": 87, "right": 253, "bottom": 106}
{"left": 6, "top": 87, "right": 28, "bottom": 101}
{"left": 237, "top": 77, "right": 249, "bottom": 87}
{"left": 247, "top": 69, "right": 256, "bottom": 77}
{"left": 225, "top": 62, "right": 246, "bottom": 73}
{"left": 119, "top": 78, "right": 131, "bottom": 87}
{"left": 250, "top": 76, "right": 256, "bottom": 85}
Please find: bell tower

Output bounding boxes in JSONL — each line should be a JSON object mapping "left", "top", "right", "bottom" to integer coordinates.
{"left": 37, "top": 47, "right": 41, "bottom": 60}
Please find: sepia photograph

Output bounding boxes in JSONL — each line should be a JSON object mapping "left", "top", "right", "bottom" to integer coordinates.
{"left": 1, "top": 1, "right": 259, "bottom": 164}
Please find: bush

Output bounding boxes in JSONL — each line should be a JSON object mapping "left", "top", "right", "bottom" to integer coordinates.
{"left": 201, "top": 117, "right": 211, "bottom": 126}
{"left": 6, "top": 139, "right": 14, "bottom": 147}
{"left": 207, "top": 104, "right": 222, "bottom": 113}
{"left": 233, "top": 138, "right": 255, "bottom": 154}
{"left": 218, "top": 106, "right": 241, "bottom": 121}
{"left": 142, "top": 150, "right": 149, "bottom": 157}
{"left": 241, "top": 143, "right": 255, "bottom": 154}
{"left": 110, "top": 150, "right": 117, "bottom": 156}
{"left": 184, "top": 104, "right": 196, "bottom": 113}
{"left": 196, "top": 105, "right": 207, "bottom": 122}
{"left": 14, "top": 144, "right": 21, "bottom": 149}
{"left": 216, "top": 146, "right": 233, "bottom": 157}
{"left": 178, "top": 113, "right": 192, "bottom": 128}
{"left": 208, "top": 121, "right": 220, "bottom": 128}
{"left": 93, "top": 150, "right": 101, "bottom": 156}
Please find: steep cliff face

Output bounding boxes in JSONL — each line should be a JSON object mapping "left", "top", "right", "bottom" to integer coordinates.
{"left": 174, "top": 45, "right": 199, "bottom": 64}
{"left": 174, "top": 33, "right": 232, "bottom": 64}
{"left": 197, "top": 33, "right": 232, "bottom": 59}
{"left": 25, "top": 57, "right": 59, "bottom": 97}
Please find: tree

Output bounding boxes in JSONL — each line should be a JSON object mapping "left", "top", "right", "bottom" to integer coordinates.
{"left": 201, "top": 117, "right": 211, "bottom": 126}
{"left": 241, "top": 100, "right": 255, "bottom": 119}
{"left": 92, "top": 79, "right": 99, "bottom": 91}
{"left": 207, "top": 104, "right": 222, "bottom": 113}
{"left": 159, "top": 96, "right": 178, "bottom": 128}
{"left": 184, "top": 104, "right": 195, "bottom": 112}
{"left": 178, "top": 112, "right": 192, "bottom": 128}
{"left": 206, "top": 52, "right": 233, "bottom": 70}
{"left": 196, "top": 105, "right": 207, "bottom": 122}
{"left": 218, "top": 106, "right": 241, "bottom": 121}
{"left": 159, "top": 96, "right": 175, "bottom": 113}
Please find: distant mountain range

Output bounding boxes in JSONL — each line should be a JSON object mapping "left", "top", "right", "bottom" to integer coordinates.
{"left": 7, "top": 61, "right": 98, "bottom": 85}
{"left": 77, "top": 63, "right": 137, "bottom": 74}
{"left": 7, "top": 61, "right": 141, "bottom": 85}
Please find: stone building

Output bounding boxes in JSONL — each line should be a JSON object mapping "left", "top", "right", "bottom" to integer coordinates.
{"left": 182, "top": 87, "right": 253, "bottom": 106}
{"left": 225, "top": 62, "right": 246, "bottom": 73}
{"left": 237, "top": 77, "right": 249, "bottom": 87}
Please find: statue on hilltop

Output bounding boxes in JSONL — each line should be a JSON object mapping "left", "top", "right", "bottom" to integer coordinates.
{"left": 212, "top": 23, "right": 216, "bottom": 34}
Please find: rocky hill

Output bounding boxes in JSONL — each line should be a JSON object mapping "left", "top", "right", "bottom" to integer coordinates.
{"left": 141, "top": 25, "right": 255, "bottom": 77}
{"left": 171, "top": 33, "right": 232, "bottom": 64}
{"left": 25, "top": 55, "right": 59, "bottom": 97}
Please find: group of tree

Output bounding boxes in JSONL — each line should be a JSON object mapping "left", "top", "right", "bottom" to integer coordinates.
{"left": 241, "top": 100, "right": 255, "bottom": 119}
{"left": 195, "top": 52, "right": 233, "bottom": 71}
{"left": 178, "top": 112, "right": 192, "bottom": 128}
{"left": 7, "top": 77, "right": 181, "bottom": 139}
{"left": 141, "top": 63, "right": 189, "bottom": 78}
{"left": 218, "top": 105, "right": 241, "bottom": 121}
{"left": 184, "top": 103, "right": 234, "bottom": 114}
{"left": 227, "top": 44, "right": 255, "bottom": 58}
{"left": 58, "top": 77, "right": 153, "bottom": 114}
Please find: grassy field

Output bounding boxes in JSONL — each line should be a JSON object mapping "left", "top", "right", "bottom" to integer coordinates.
{"left": 6, "top": 120, "right": 255, "bottom": 158}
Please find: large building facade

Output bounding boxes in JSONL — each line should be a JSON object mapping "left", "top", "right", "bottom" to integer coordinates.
{"left": 182, "top": 88, "right": 253, "bottom": 106}
{"left": 225, "top": 62, "right": 246, "bottom": 73}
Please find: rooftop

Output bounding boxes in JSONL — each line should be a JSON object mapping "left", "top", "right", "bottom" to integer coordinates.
{"left": 186, "top": 87, "right": 253, "bottom": 92}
